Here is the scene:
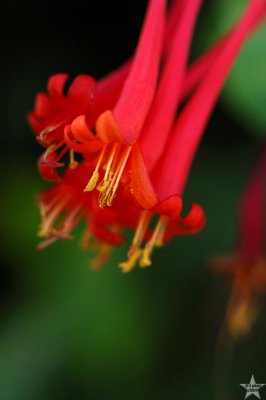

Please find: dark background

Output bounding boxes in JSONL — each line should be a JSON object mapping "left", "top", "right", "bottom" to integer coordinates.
{"left": 1, "top": 1, "right": 266, "bottom": 399}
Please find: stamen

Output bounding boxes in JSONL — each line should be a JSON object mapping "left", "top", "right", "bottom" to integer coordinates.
{"left": 43, "top": 141, "right": 64, "bottom": 159}
{"left": 85, "top": 170, "right": 100, "bottom": 192}
{"left": 56, "top": 145, "right": 69, "bottom": 163}
{"left": 38, "top": 117, "right": 71, "bottom": 145}
{"left": 59, "top": 204, "right": 82, "bottom": 233}
{"left": 118, "top": 211, "right": 152, "bottom": 273}
{"left": 103, "top": 146, "right": 132, "bottom": 206}
{"left": 119, "top": 248, "right": 143, "bottom": 273}
{"left": 97, "top": 143, "right": 120, "bottom": 193}
{"left": 140, "top": 216, "right": 168, "bottom": 268}
{"left": 128, "top": 210, "right": 152, "bottom": 257}
{"left": 97, "top": 170, "right": 114, "bottom": 193}
{"left": 38, "top": 196, "right": 69, "bottom": 237}
{"left": 42, "top": 141, "right": 68, "bottom": 166}
{"left": 84, "top": 145, "right": 107, "bottom": 192}
{"left": 69, "top": 149, "right": 78, "bottom": 169}
{"left": 98, "top": 145, "right": 132, "bottom": 207}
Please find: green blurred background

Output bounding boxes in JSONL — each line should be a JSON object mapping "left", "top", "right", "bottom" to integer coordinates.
{"left": 1, "top": 1, "right": 266, "bottom": 399}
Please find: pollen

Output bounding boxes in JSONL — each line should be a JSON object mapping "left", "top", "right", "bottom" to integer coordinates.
{"left": 84, "top": 170, "right": 100, "bottom": 191}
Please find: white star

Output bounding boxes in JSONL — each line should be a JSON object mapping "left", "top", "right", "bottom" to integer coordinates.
{"left": 240, "top": 375, "right": 266, "bottom": 399}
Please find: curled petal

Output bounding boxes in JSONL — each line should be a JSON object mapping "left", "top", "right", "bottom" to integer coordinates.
{"left": 96, "top": 110, "right": 126, "bottom": 144}
{"left": 68, "top": 75, "right": 96, "bottom": 101}
{"left": 152, "top": 195, "right": 183, "bottom": 219}
{"left": 48, "top": 74, "right": 69, "bottom": 97}
{"left": 70, "top": 115, "right": 97, "bottom": 142}
{"left": 176, "top": 203, "right": 206, "bottom": 234}
{"left": 64, "top": 120, "right": 103, "bottom": 154}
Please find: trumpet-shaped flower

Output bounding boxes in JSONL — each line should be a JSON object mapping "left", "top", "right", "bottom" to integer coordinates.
{"left": 118, "top": 0, "right": 266, "bottom": 271}
{"left": 29, "top": 0, "right": 266, "bottom": 271}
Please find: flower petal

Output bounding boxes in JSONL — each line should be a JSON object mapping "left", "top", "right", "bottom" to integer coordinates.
{"left": 140, "top": 0, "right": 202, "bottom": 170}
{"left": 68, "top": 74, "right": 96, "bottom": 101}
{"left": 48, "top": 74, "right": 69, "bottom": 97}
{"left": 176, "top": 203, "right": 206, "bottom": 234}
{"left": 130, "top": 144, "right": 158, "bottom": 209}
{"left": 96, "top": 110, "right": 126, "bottom": 144}
{"left": 113, "top": 0, "right": 166, "bottom": 144}
{"left": 153, "top": 0, "right": 266, "bottom": 200}
{"left": 152, "top": 195, "right": 183, "bottom": 219}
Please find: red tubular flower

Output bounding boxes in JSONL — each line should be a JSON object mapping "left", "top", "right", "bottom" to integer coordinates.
{"left": 65, "top": 0, "right": 166, "bottom": 210}
{"left": 119, "top": 0, "right": 266, "bottom": 271}
{"left": 213, "top": 147, "right": 266, "bottom": 338}
{"left": 60, "top": 0, "right": 206, "bottom": 272}
{"left": 29, "top": 0, "right": 244, "bottom": 183}
{"left": 30, "top": 0, "right": 266, "bottom": 272}
{"left": 31, "top": 0, "right": 166, "bottom": 265}
{"left": 119, "top": 0, "right": 204, "bottom": 271}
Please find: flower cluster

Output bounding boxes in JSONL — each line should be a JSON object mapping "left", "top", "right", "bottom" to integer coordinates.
{"left": 29, "top": 0, "right": 266, "bottom": 271}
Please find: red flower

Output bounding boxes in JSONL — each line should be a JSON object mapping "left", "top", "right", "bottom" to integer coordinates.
{"left": 119, "top": 0, "right": 266, "bottom": 270}
{"left": 213, "top": 147, "right": 266, "bottom": 338}
{"left": 30, "top": 0, "right": 266, "bottom": 271}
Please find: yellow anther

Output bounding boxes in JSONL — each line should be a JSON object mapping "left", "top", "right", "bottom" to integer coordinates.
{"left": 84, "top": 144, "right": 107, "bottom": 192}
{"left": 69, "top": 149, "right": 78, "bottom": 169}
{"left": 84, "top": 170, "right": 100, "bottom": 192}
{"left": 98, "top": 189, "right": 116, "bottom": 208}
{"left": 106, "top": 188, "right": 117, "bottom": 206}
{"left": 139, "top": 216, "right": 168, "bottom": 268}
{"left": 119, "top": 248, "right": 143, "bottom": 273}
{"left": 70, "top": 160, "right": 78, "bottom": 169}
{"left": 97, "top": 171, "right": 114, "bottom": 192}
{"left": 139, "top": 241, "right": 153, "bottom": 268}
